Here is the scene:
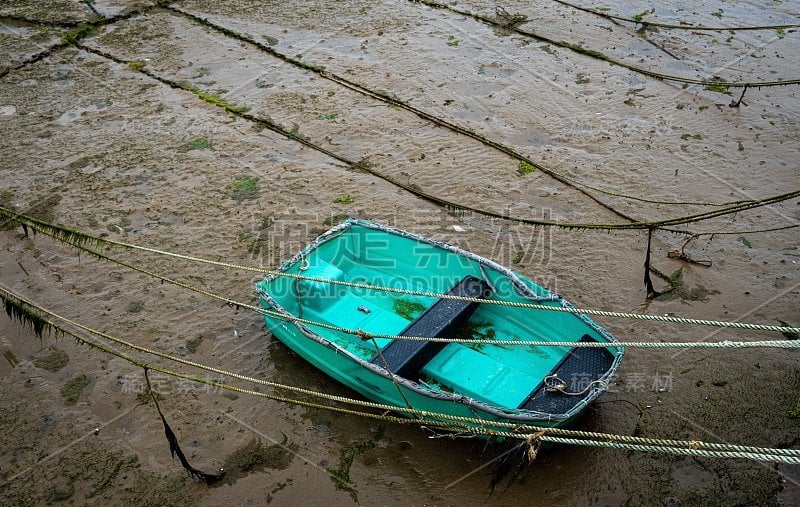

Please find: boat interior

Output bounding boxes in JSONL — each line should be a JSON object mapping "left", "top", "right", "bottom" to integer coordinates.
{"left": 260, "top": 224, "right": 617, "bottom": 412}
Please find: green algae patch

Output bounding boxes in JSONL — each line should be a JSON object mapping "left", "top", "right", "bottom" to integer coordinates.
{"left": 33, "top": 347, "right": 70, "bottom": 372}
{"left": 393, "top": 298, "right": 426, "bottom": 320}
{"left": 518, "top": 160, "right": 536, "bottom": 175}
{"left": 232, "top": 176, "right": 259, "bottom": 201}
{"left": 328, "top": 426, "right": 385, "bottom": 502}
{"left": 61, "top": 374, "right": 90, "bottom": 405}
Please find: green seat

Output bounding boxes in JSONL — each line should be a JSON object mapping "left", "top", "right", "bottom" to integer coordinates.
{"left": 422, "top": 345, "right": 539, "bottom": 408}
{"left": 298, "top": 261, "right": 345, "bottom": 312}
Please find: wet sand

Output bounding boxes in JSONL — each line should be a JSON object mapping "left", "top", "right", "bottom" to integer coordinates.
{"left": 1, "top": 1, "right": 798, "bottom": 505}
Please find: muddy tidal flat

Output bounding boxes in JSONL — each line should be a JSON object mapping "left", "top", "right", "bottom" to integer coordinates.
{"left": 1, "top": 0, "right": 799, "bottom": 505}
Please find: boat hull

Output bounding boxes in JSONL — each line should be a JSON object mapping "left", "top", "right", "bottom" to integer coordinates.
{"left": 257, "top": 219, "right": 623, "bottom": 429}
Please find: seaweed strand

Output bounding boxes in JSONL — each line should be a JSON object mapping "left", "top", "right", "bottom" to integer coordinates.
{"left": 143, "top": 369, "right": 225, "bottom": 485}
{"left": 413, "top": 0, "right": 800, "bottom": 89}
{"left": 644, "top": 227, "right": 662, "bottom": 299}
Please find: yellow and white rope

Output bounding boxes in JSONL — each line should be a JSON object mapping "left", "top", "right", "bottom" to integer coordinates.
{"left": 3, "top": 208, "right": 797, "bottom": 335}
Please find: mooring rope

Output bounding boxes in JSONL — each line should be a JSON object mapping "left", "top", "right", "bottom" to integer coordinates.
{"left": 550, "top": 0, "right": 800, "bottom": 31}
{"left": 69, "top": 43, "right": 800, "bottom": 233}
{"left": 165, "top": 5, "right": 779, "bottom": 211}
{"left": 5, "top": 237, "right": 799, "bottom": 349}
{"left": 412, "top": 0, "right": 800, "bottom": 89}
{"left": 692, "top": 223, "right": 800, "bottom": 236}
{"left": 536, "top": 437, "right": 800, "bottom": 464}
{"left": 79, "top": 0, "right": 102, "bottom": 19}
{"left": 2, "top": 206, "right": 798, "bottom": 335}
{"left": 0, "top": 5, "right": 162, "bottom": 80}
{"left": 7, "top": 6, "right": 798, "bottom": 229}
{"left": 2, "top": 285, "right": 798, "bottom": 463}
{"left": 53, "top": 241, "right": 800, "bottom": 345}
{"left": 370, "top": 335, "right": 420, "bottom": 415}
{"left": 544, "top": 375, "right": 608, "bottom": 396}
{"left": 349, "top": 335, "right": 800, "bottom": 348}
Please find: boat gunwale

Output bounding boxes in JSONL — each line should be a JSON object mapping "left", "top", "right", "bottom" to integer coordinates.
{"left": 256, "top": 218, "right": 624, "bottom": 423}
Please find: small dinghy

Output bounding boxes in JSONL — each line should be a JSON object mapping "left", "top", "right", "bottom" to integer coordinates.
{"left": 257, "top": 219, "right": 623, "bottom": 429}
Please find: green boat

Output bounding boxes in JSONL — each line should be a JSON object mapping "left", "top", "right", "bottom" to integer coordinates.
{"left": 256, "top": 219, "right": 623, "bottom": 430}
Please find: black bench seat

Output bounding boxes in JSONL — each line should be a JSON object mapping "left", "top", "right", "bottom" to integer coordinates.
{"left": 518, "top": 334, "right": 615, "bottom": 414}
{"left": 370, "top": 275, "right": 491, "bottom": 379}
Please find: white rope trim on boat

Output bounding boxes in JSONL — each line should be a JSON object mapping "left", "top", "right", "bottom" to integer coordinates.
{"left": 11, "top": 215, "right": 797, "bottom": 335}
{"left": 269, "top": 313, "right": 800, "bottom": 349}
{"left": 4, "top": 218, "right": 796, "bottom": 350}
{"left": 4, "top": 208, "right": 797, "bottom": 334}
{"left": 140, "top": 246, "right": 800, "bottom": 333}
{"left": 4, "top": 284, "right": 799, "bottom": 464}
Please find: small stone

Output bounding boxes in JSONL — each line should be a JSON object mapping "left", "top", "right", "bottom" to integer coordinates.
{"left": 0, "top": 105, "right": 16, "bottom": 116}
{"left": 127, "top": 301, "right": 145, "bottom": 313}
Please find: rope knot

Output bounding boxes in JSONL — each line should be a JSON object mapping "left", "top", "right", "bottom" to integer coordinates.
{"left": 356, "top": 328, "right": 370, "bottom": 341}
{"left": 544, "top": 375, "right": 568, "bottom": 392}
{"left": 689, "top": 440, "right": 701, "bottom": 450}
{"left": 544, "top": 375, "right": 607, "bottom": 396}
{"left": 526, "top": 431, "right": 546, "bottom": 461}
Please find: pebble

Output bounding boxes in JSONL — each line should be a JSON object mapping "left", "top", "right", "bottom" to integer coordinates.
{"left": 0, "top": 105, "right": 16, "bottom": 116}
